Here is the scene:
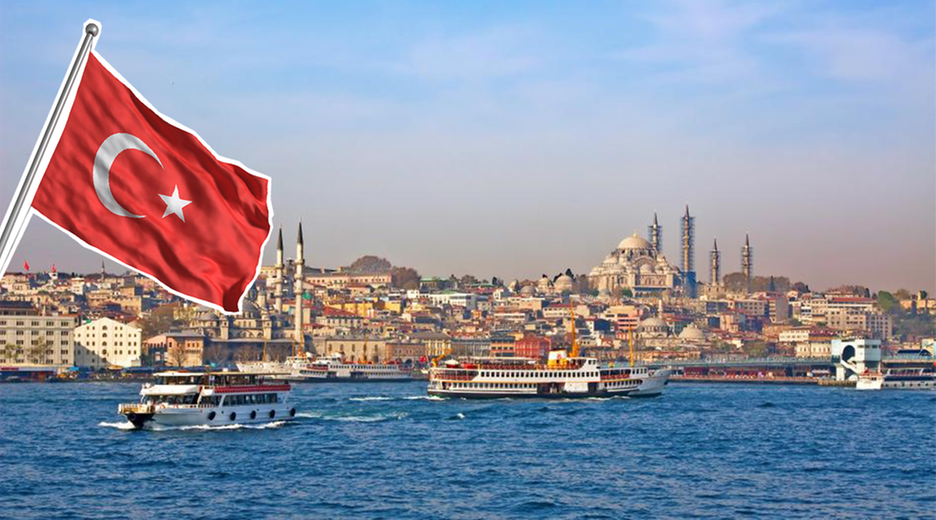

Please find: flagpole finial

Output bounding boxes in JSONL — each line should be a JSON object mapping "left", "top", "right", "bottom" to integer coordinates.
{"left": 86, "top": 23, "right": 100, "bottom": 36}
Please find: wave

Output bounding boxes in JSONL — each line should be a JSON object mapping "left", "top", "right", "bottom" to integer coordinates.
{"left": 98, "top": 420, "right": 288, "bottom": 431}
{"left": 446, "top": 412, "right": 466, "bottom": 420}
{"left": 348, "top": 396, "right": 395, "bottom": 402}
{"left": 297, "top": 410, "right": 408, "bottom": 422}
{"left": 403, "top": 395, "right": 446, "bottom": 401}
{"left": 98, "top": 420, "right": 136, "bottom": 430}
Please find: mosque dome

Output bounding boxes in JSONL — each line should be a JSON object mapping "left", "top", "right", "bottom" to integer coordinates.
{"left": 554, "top": 273, "right": 574, "bottom": 293}
{"left": 639, "top": 263, "right": 654, "bottom": 275}
{"left": 618, "top": 234, "right": 652, "bottom": 251}
{"left": 678, "top": 325, "right": 706, "bottom": 341}
{"left": 639, "top": 317, "right": 666, "bottom": 330}
{"left": 520, "top": 284, "right": 536, "bottom": 297}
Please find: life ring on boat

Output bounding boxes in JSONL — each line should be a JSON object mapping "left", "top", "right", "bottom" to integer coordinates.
{"left": 269, "top": 410, "right": 276, "bottom": 419}
{"left": 250, "top": 410, "right": 257, "bottom": 420}
{"left": 289, "top": 408, "right": 297, "bottom": 417}
{"left": 229, "top": 412, "right": 237, "bottom": 421}
{"left": 207, "top": 411, "right": 216, "bottom": 421}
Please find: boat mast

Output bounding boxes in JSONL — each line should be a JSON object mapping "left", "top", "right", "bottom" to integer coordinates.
{"left": 568, "top": 300, "right": 580, "bottom": 358}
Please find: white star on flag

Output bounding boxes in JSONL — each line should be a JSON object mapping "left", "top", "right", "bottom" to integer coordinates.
{"left": 158, "top": 185, "right": 192, "bottom": 222}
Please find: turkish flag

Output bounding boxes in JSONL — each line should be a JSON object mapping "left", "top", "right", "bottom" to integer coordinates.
{"left": 31, "top": 52, "right": 272, "bottom": 313}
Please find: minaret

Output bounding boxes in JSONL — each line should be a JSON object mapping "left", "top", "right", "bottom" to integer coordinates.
{"left": 274, "top": 227, "right": 284, "bottom": 313}
{"left": 680, "top": 205, "right": 696, "bottom": 297}
{"left": 742, "top": 234, "right": 753, "bottom": 294}
{"left": 710, "top": 238, "right": 720, "bottom": 285}
{"left": 294, "top": 220, "right": 305, "bottom": 349}
{"left": 648, "top": 212, "right": 662, "bottom": 254}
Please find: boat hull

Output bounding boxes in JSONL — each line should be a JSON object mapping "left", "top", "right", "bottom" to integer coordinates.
{"left": 122, "top": 404, "right": 298, "bottom": 429}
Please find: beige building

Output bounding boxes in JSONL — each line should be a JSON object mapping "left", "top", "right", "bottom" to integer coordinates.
{"left": 0, "top": 300, "right": 75, "bottom": 366}
{"left": 316, "top": 336, "right": 387, "bottom": 362}
{"left": 74, "top": 317, "right": 142, "bottom": 369}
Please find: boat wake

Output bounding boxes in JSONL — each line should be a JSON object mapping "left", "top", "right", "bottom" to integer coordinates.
{"left": 348, "top": 396, "right": 395, "bottom": 402}
{"left": 297, "top": 410, "right": 408, "bottom": 422}
{"left": 98, "top": 420, "right": 289, "bottom": 431}
{"left": 403, "top": 395, "right": 446, "bottom": 401}
{"left": 98, "top": 420, "right": 136, "bottom": 430}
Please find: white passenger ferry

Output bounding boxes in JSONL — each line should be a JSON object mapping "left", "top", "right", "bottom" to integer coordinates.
{"left": 238, "top": 353, "right": 412, "bottom": 382}
{"left": 856, "top": 368, "right": 936, "bottom": 391}
{"left": 428, "top": 350, "right": 671, "bottom": 399}
{"left": 117, "top": 371, "right": 297, "bottom": 429}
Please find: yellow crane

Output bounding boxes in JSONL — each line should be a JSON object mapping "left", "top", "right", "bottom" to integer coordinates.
{"left": 431, "top": 348, "right": 452, "bottom": 367}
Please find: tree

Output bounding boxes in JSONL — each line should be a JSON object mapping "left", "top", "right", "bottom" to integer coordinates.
{"left": 828, "top": 285, "right": 870, "bottom": 297}
{"left": 203, "top": 343, "right": 225, "bottom": 365}
{"left": 140, "top": 305, "right": 181, "bottom": 340}
{"left": 390, "top": 266, "right": 421, "bottom": 290}
{"left": 893, "top": 289, "right": 912, "bottom": 300}
{"left": 28, "top": 339, "right": 49, "bottom": 365}
{"left": 877, "top": 291, "right": 900, "bottom": 314}
{"left": 742, "top": 341, "right": 769, "bottom": 358}
{"left": 166, "top": 342, "right": 188, "bottom": 367}
{"left": 349, "top": 255, "right": 391, "bottom": 274}
{"left": 0, "top": 342, "right": 12, "bottom": 363}
{"left": 791, "top": 282, "right": 810, "bottom": 293}
{"left": 234, "top": 345, "right": 259, "bottom": 363}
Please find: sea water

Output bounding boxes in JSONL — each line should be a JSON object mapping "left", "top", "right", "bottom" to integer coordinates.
{"left": 1, "top": 382, "right": 933, "bottom": 519}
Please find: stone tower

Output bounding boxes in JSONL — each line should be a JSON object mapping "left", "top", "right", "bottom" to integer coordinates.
{"left": 680, "top": 205, "right": 696, "bottom": 297}
{"left": 274, "top": 227, "right": 284, "bottom": 313}
{"left": 742, "top": 234, "right": 753, "bottom": 294}
{"left": 710, "top": 238, "right": 720, "bottom": 285}
{"left": 294, "top": 220, "right": 305, "bottom": 348}
{"left": 648, "top": 212, "right": 662, "bottom": 254}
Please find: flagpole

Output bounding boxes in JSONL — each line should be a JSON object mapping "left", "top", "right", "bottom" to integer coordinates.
{"left": 0, "top": 21, "right": 100, "bottom": 276}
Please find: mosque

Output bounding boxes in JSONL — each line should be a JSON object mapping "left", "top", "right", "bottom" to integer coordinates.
{"left": 588, "top": 232, "right": 682, "bottom": 297}
{"left": 588, "top": 209, "right": 699, "bottom": 297}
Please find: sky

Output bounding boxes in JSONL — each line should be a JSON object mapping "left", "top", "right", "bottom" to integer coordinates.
{"left": 1, "top": 0, "right": 933, "bottom": 293}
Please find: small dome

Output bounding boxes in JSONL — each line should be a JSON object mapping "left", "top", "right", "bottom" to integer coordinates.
{"left": 618, "top": 233, "right": 652, "bottom": 251}
{"left": 639, "top": 317, "right": 666, "bottom": 330}
{"left": 678, "top": 325, "right": 706, "bottom": 341}
{"left": 520, "top": 285, "right": 536, "bottom": 296}
{"left": 639, "top": 264, "right": 654, "bottom": 274}
{"left": 554, "top": 274, "right": 573, "bottom": 292}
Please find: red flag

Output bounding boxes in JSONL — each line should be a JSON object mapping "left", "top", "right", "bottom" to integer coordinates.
{"left": 23, "top": 260, "right": 29, "bottom": 272}
{"left": 30, "top": 52, "right": 272, "bottom": 313}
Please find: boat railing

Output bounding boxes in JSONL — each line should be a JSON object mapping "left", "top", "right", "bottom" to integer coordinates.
{"left": 118, "top": 403, "right": 155, "bottom": 414}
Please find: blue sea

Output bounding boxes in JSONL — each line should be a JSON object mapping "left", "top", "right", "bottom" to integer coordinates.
{"left": 1, "top": 382, "right": 934, "bottom": 519}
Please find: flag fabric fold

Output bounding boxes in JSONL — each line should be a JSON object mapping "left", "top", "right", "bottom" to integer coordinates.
{"left": 30, "top": 51, "right": 273, "bottom": 313}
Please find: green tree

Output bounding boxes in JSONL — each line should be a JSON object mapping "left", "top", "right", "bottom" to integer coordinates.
{"left": 877, "top": 291, "right": 900, "bottom": 314}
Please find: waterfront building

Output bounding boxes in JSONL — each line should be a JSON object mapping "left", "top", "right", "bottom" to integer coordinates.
{"left": 73, "top": 317, "right": 142, "bottom": 369}
{"left": 0, "top": 300, "right": 75, "bottom": 367}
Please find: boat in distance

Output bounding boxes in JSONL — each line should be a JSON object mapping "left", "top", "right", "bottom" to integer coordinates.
{"left": 117, "top": 370, "right": 297, "bottom": 429}
{"left": 237, "top": 352, "right": 413, "bottom": 382}
{"left": 428, "top": 352, "right": 671, "bottom": 399}
{"left": 855, "top": 368, "right": 936, "bottom": 390}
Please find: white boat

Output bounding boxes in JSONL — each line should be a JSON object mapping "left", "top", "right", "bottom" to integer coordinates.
{"left": 856, "top": 368, "right": 935, "bottom": 391}
{"left": 117, "top": 371, "right": 297, "bottom": 429}
{"left": 238, "top": 353, "right": 413, "bottom": 382}
{"left": 428, "top": 351, "right": 671, "bottom": 399}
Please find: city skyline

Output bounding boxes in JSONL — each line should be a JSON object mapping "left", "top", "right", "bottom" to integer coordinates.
{"left": 2, "top": 1, "right": 933, "bottom": 292}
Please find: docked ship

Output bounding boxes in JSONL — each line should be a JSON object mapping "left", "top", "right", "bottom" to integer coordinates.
{"left": 117, "top": 371, "right": 297, "bottom": 429}
{"left": 427, "top": 304, "right": 671, "bottom": 399}
{"left": 856, "top": 368, "right": 935, "bottom": 391}
{"left": 238, "top": 353, "right": 413, "bottom": 382}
